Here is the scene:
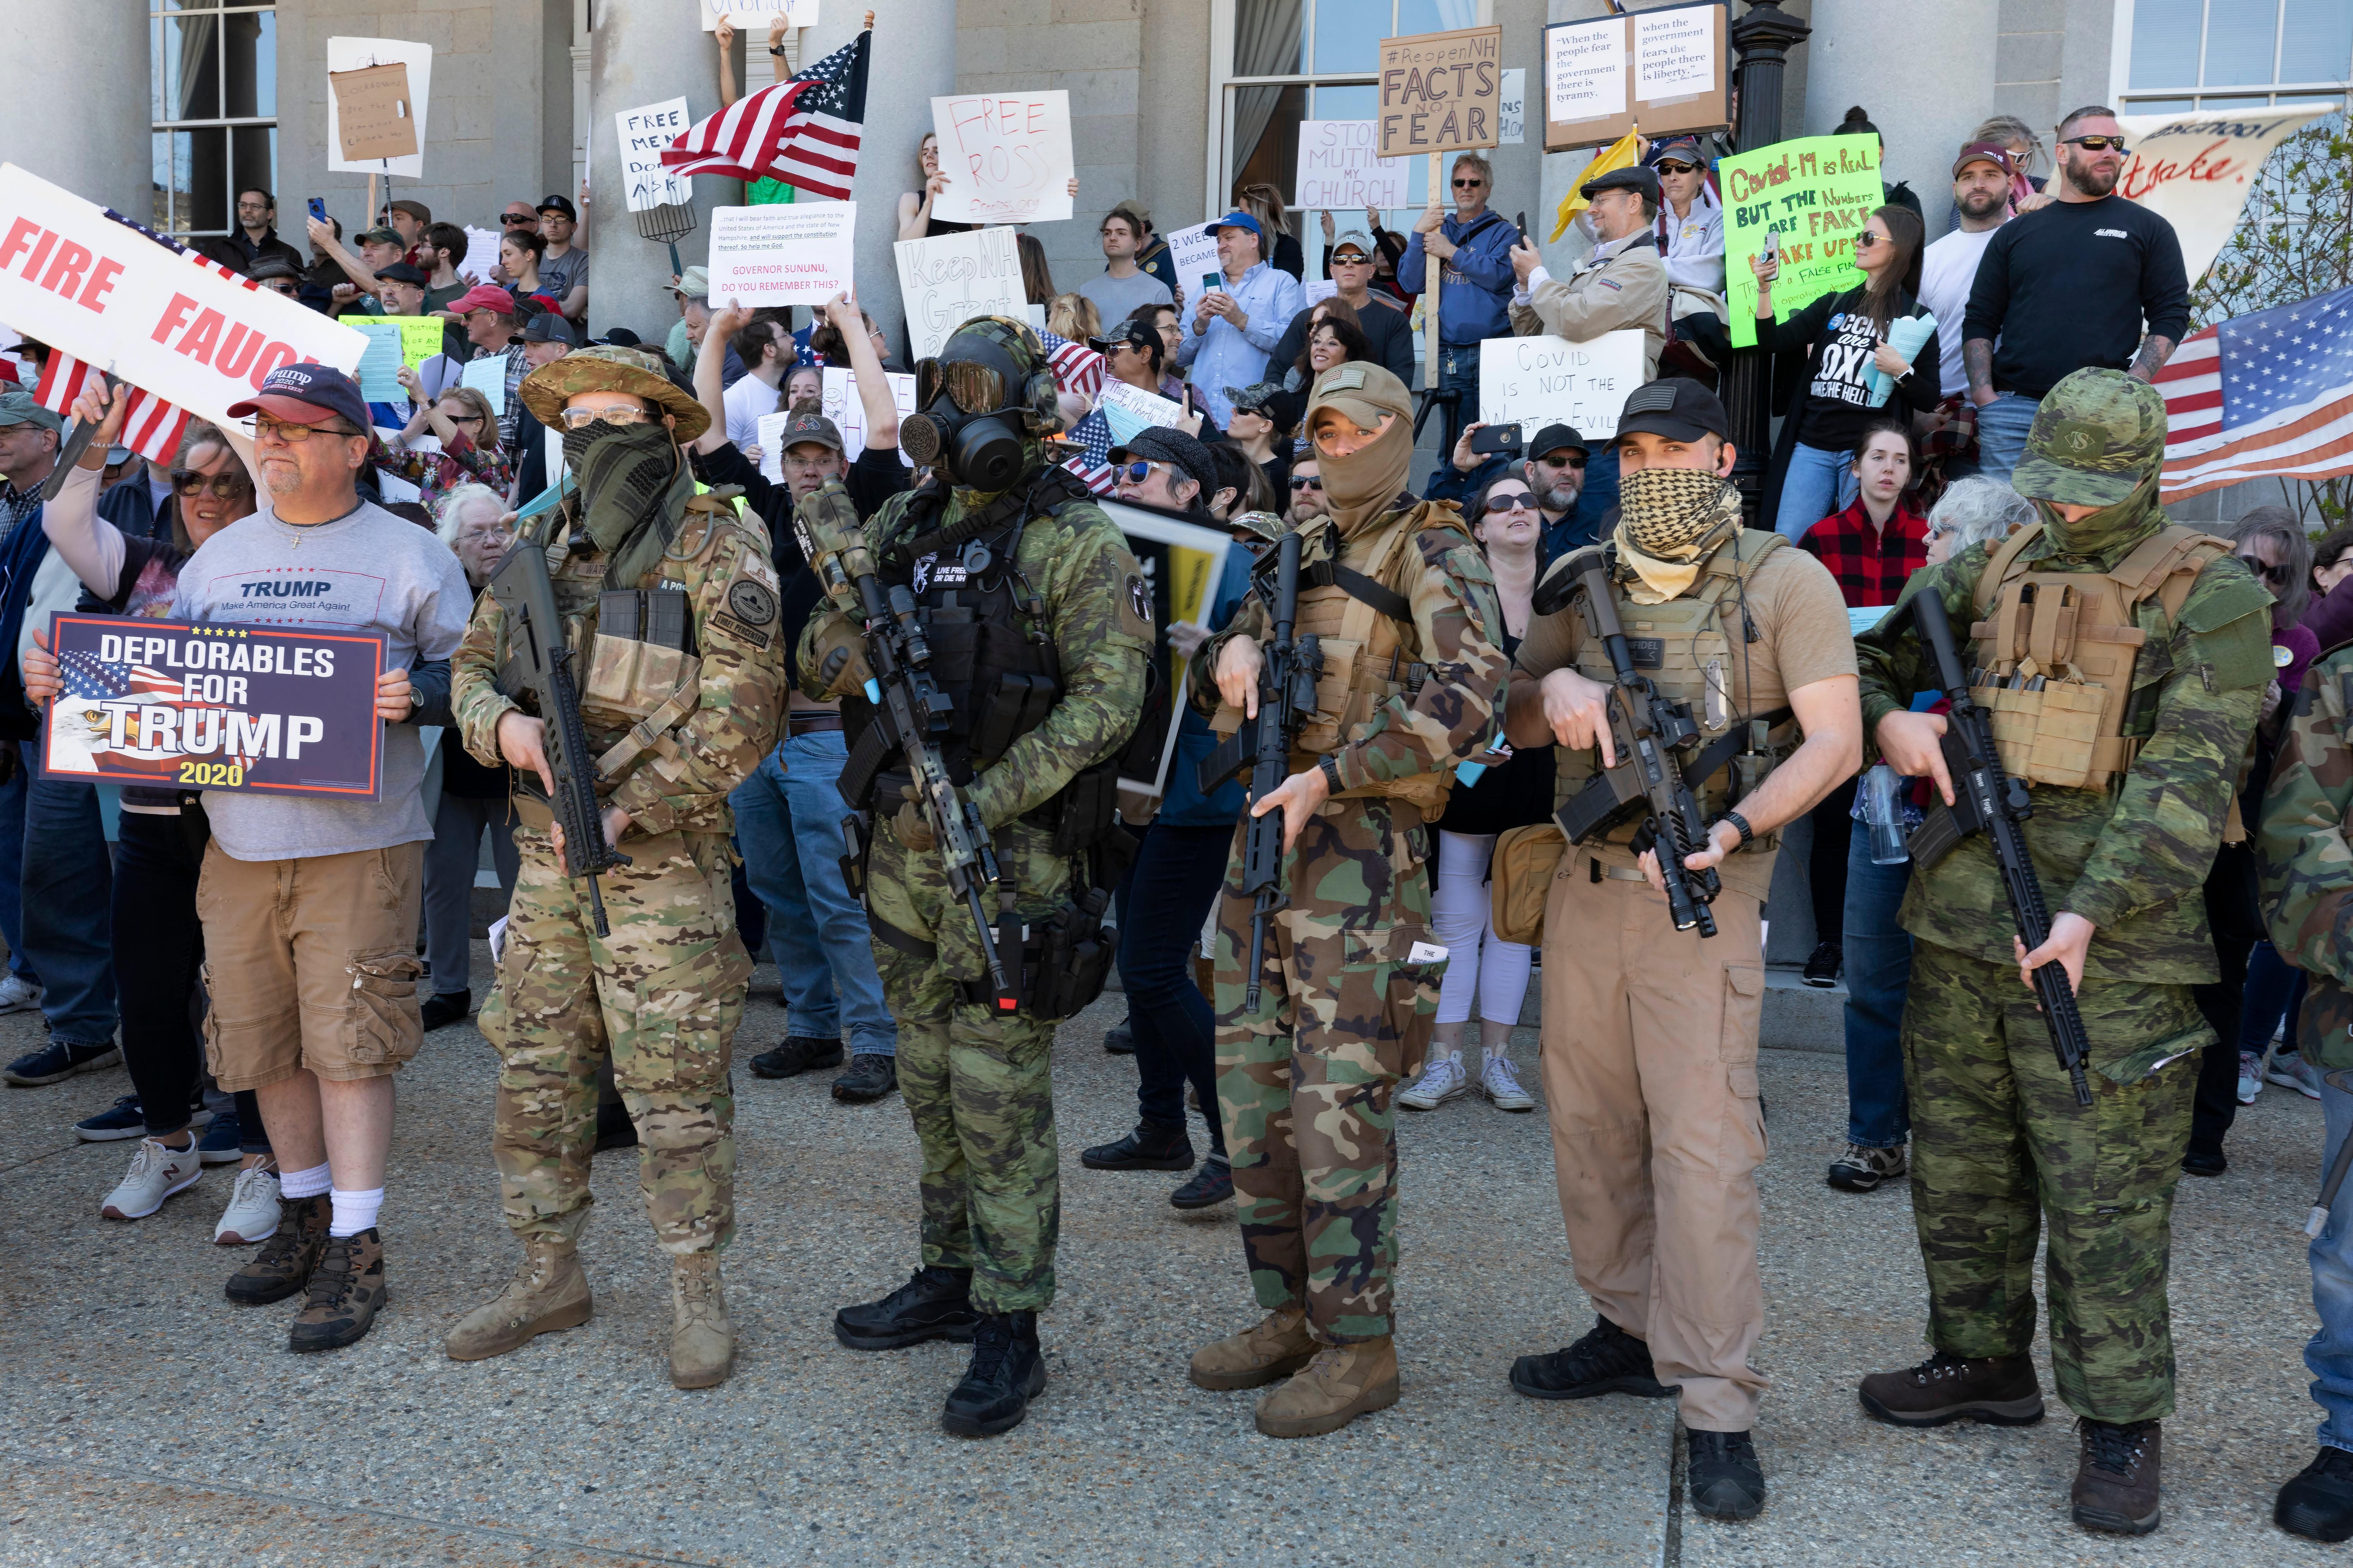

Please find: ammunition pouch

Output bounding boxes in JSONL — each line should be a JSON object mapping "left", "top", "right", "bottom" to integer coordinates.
{"left": 950, "top": 887, "right": 1118, "bottom": 1020}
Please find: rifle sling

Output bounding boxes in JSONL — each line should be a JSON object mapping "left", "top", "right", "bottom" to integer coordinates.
{"left": 1322, "top": 562, "right": 1413, "bottom": 624}
{"left": 869, "top": 915, "right": 936, "bottom": 962}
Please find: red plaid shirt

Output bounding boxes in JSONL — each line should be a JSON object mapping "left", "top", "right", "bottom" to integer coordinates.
{"left": 1798, "top": 496, "right": 1930, "bottom": 610}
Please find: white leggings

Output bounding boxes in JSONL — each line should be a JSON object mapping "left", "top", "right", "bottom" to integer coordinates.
{"left": 1431, "top": 831, "right": 1534, "bottom": 1029}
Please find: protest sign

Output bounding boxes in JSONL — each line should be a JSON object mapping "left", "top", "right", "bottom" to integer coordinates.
{"left": 1295, "top": 121, "right": 1408, "bottom": 211}
{"left": 616, "top": 98, "right": 694, "bottom": 213}
{"left": 459, "top": 356, "right": 508, "bottom": 415}
{"left": 1097, "top": 499, "right": 1235, "bottom": 805}
{"left": 819, "top": 366, "right": 917, "bottom": 462}
{"left": 1718, "top": 135, "right": 1882, "bottom": 349}
{"left": 1477, "top": 330, "right": 1647, "bottom": 444}
{"left": 699, "top": 0, "right": 821, "bottom": 30}
{"left": 326, "top": 38, "right": 433, "bottom": 178}
{"left": 1162, "top": 222, "right": 1221, "bottom": 291}
{"left": 707, "top": 200, "right": 857, "bottom": 306}
{"left": 1377, "top": 26, "right": 1504, "bottom": 160}
{"left": 1098, "top": 380, "right": 1185, "bottom": 447}
{"left": 1303, "top": 279, "right": 1338, "bottom": 306}
{"left": 894, "top": 226, "right": 1026, "bottom": 361}
{"left": 1498, "top": 69, "right": 1526, "bottom": 146}
{"left": 330, "top": 63, "right": 419, "bottom": 164}
{"left": 343, "top": 315, "right": 442, "bottom": 372}
{"left": 2117, "top": 102, "right": 2340, "bottom": 285}
{"left": 1542, "top": 2, "right": 1728, "bottom": 153}
{"left": 349, "top": 322, "right": 406, "bottom": 403}
{"left": 454, "top": 225, "right": 503, "bottom": 286}
{"left": 756, "top": 411, "right": 792, "bottom": 482}
{"left": 930, "top": 92, "right": 1076, "bottom": 225}
{"left": 0, "top": 163, "right": 365, "bottom": 439}
{"left": 40, "top": 616, "right": 389, "bottom": 800}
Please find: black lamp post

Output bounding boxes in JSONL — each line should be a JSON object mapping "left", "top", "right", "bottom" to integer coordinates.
{"left": 1723, "top": 0, "right": 1811, "bottom": 524}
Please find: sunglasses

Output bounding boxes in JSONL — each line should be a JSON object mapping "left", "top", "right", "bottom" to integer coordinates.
{"left": 2235, "top": 554, "right": 2294, "bottom": 587}
{"left": 1483, "top": 493, "right": 1536, "bottom": 514}
{"left": 2063, "top": 134, "right": 2128, "bottom": 153}
{"left": 1653, "top": 161, "right": 1698, "bottom": 175}
{"left": 502, "top": 213, "right": 539, "bottom": 226}
{"left": 1536, "top": 452, "right": 1588, "bottom": 470}
{"left": 252, "top": 416, "right": 361, "bottom": 444}
{"left": 1451, "top": 177, "right": 1486, "bottom": 189}
{"left": 1117, "top": 460, "right": 1167, "bottom": 485}
{"left": 171, "top": 469, "right": 251, "bottom": 498}
{"left": 1289, "top": 475, "right": 1322, "bottom": 491}
{"left": 443, "top": 413, "right": 484, "bottom": 426}
{"left": 1853, "top": 232, "right": 1888, "bottom": 250}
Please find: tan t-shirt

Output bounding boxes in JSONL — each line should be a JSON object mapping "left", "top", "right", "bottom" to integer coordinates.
{"left": 1513, "top": 538, "right": 1857, "bottom": 900}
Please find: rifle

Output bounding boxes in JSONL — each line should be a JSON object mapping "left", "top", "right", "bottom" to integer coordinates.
{"left": 1904, "top": 587, "right": 2094, "bottom": 1106}
{"left": 1197, "top": 528, "right": 1322, "bottom": 1009}
{"left": 490, "top": 539, "right": 632, "bottom": 936}
{"left": 794, "top": 484, "right": 1012, "bottom": 1004}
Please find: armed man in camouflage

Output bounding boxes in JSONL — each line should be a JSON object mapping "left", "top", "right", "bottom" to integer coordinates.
{"left": 443, "top": 344, "right": 784, "bottom": 1390}
{"left": 1855, "top": 368, "right": 2270, "bottom": 1536}
{"left": 800, "top": 317, "right": 1150, "bottom": 1439}
{"left": 1185, "top": 361, "right": 1507, "bottom": 1440}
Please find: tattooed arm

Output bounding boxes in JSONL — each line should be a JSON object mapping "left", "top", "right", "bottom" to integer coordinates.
{"left": 2128, "top": 334, "right": 2178, "bottom": 383}
{"left": 1963, "top": 338, "right": 1998, "bottom": 408}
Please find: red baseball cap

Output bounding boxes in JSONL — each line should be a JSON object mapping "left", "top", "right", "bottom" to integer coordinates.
{"left": 1952, "top": 141, "right": 2020, "bottom": 179}
{"left": 452, "top": 283, "right": 517, "bottom": 317}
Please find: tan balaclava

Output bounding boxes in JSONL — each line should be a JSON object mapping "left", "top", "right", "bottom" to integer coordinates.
{"left": 1300, "top": 363, "right": 1415, "bottom": 538}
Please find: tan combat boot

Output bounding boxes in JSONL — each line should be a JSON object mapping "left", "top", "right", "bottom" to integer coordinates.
{"left": 670, "top": 1252, "right": 735, "bottom": 1389}
{"left": 444, "top": 1237, "right": 592, "bottom": 1362}
{"left": 1189, "top": 1303, "right": 1317, "bottom": 1391}
{"left": 1255, "top": 1337, "right": 1400, "bottom": 1438}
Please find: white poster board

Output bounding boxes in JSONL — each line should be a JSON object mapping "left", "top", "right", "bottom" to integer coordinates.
{"left": 700, "top": 0, "right": 819, "bottom": 30}
{"left": 616, "top": 98, "right": 694, "bottom": 213}
{"left": 1634, "top": 7, "right": 1716, "bottom": 99}
{"left": 893, "top": 226, "right": 1027, "bottom": 361}
{"left": 326, "top": 37, "right": 433, "bottom": 179}
{"left": 1476, "top": 329, "right": 1646, "bottom": 444}
{"left": 819, "top": 366, "right": 917, "bottom": 462}
{"left": 2117, "top": 101, "right": 2341, "bottom": 285}
{"left": 1095, "top": 498, "right": 1236, "bottom": 803}
{"left": 455, "top": 226, "right": 502, "bottom": 286}
{"left": 1294, "top": 121, "right": 1409, "bottom": 211}
{"left": 1547, "top": 22, "right": 1625, "bottom": 124}
{"left": 707, "top": 201, "right": 857, "bottom": 307}
{"left": 929, "top": 92, "right": 1075, "bottom": 226}
{"left": 1162, "top": 221, "right": 1222, "bottom": 294}
{"left": 458, "top": 356, "right": 508, "bottom": 415}
{"left": 1498, "top": 69, "right": 1527, "bottom": 146}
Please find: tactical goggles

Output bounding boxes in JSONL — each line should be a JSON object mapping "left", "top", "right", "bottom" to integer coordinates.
{"left": 916, "top": 358, "right": 1006, "bottom": 417}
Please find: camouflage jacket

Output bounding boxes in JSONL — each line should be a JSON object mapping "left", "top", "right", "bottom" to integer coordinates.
{"left": 1190, "top": 500, "right": 1507, "bottom": 795}
{"left": 451, "top": 495, "right": 785, "bottom": 839}
{"left": 795, "top": 474, "right": 1152, "bottom": 831}
{"left": 2259, "top": 646, "right": 2353, "bottom": 1069}
{"left": 1855, "top": 531, "right": 2270, "bottom": 981}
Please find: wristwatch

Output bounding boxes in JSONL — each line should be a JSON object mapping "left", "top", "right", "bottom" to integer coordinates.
{"left": 1318, "top": 755, "right": 1344, "bottom": 795}
{"left": 1718, "top": 810, "right": 1754, "bottom": 849}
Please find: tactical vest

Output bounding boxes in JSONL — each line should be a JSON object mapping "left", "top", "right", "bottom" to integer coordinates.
{"left": 1556, "top": 529, "right": 1795, "bottom": 848}
{"left": 1967, "top": 520, "right": 2229, "bottom": 793}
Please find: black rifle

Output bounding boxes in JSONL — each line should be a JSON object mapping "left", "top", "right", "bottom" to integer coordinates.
{"left": 1538, "top": 546, "right": 1721, "bottom": 936}
{"left": 1904, "top": 587, "right": 2094, "bottom": 1106}
{"left": 490, "top": 539, "right": 631, "bottom": 936}
{"left": 1197, "top": 529, "right": 1322, "bottom": 1009}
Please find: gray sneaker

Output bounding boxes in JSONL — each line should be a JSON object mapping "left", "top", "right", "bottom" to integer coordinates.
{"left": 1398, "top": 1054, "right": 1468, "bottom": 1111}
{"left": 1826, "top": 1142, "right": 1907, "bottom": 1193}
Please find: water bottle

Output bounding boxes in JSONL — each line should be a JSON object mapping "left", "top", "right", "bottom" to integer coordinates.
{"left": 1862, "top": 764, "right": 1910, "bottom": 865}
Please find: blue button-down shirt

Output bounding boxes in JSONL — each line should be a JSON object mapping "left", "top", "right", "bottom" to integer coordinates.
{"left": 1174, "top": 260, "right": 1304, "bottom": 429}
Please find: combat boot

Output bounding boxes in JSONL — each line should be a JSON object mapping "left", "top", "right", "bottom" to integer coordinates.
{"left": 444, "top": 1236, "right": 592, "bottom": 1361}
{"left": 225, "top": 1192, "right": 331, "bottom": 1306}
{"left": 941, "top": 1310, "right": 1046, "bottom": 1438}
{"left": 1858, "top": 1350, "right": 2045, "bottom": 1427}
{"left": 669, "top": 1253, "right": 734, "bottom": 1390}
{"left": 834, "top": 1264, "right": 980, "bottom": 1350}
{"left": 1254, "top": 1337, "right": 1399, "bottom": 1438}
{"left": 2072, "top": 1418, "right": 2162, "bottom": 1535}
{"left": 1189, "top": 1303, "right": 1317, "bottom": 1391}
{"left": 1510, "top": 1313, "right": 1675, "bottom": 1400}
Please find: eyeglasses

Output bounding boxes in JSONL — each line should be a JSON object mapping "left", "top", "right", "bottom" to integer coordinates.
{"left": 915, "top": 358, "right": 1006, "bottom": 416}
{"left": 1451, "top": 178, "right": 1486, "bottom": 189}
{"left": 1653, "top": 161, "right": 1697, "bottom": 175}
{"left": 2063, "top": 134, "right": 2128, "bottom": 153}
{"left": 252, "top": 416, "right": 360, "bottom": 444}
{"left": 171, "top": 469, "right": 251, "bottom": 498}
{"left": 1483, "top": 493, "right": 1536, "bottom": 514}
{"left": 2235, "top": 554, "right": 2294, "bottom": 587}
{"left": 557, "top": 405, "right": 656, "bottom": 428}
{"left": 1289, "top": 475, "right": 1322, "bottom": 491}
{"left": 443, "top": 414, "right": 485, "bottom": 427}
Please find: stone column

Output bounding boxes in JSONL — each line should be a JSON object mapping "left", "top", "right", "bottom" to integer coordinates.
{"left": 1722, "top": 0, "right": 1812, "bottom": 522}
{"left": 0, "top": 0, "right": 151, "bottom": 220}
{"left": 1804, "top": 0, "right": 1996, "bottom": 235}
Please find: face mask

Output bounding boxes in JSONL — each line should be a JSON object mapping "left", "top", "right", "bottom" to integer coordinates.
{"left": 561, "top": 419, "right": 629, "bottom": 471}
{"left": 1611, "top": 466, "right": 1743, "bottom": 603}
{"left": 899, "top": 398, "right": 1027, "bottom": 492}
{"left": 2036, "top": 470, "right": 2161, "bottom": 559}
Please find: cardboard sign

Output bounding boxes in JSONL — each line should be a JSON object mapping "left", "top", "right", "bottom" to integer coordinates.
{"left": 929, "top": 92, "right": 1076, "bottom": 225}
{"left": 698, "top": 0, "right": 820, "bottom": 31}
{"left": 818, "top": 366, "right": 917, "bottom": 462}
{"left": 330, "top": 63, "right": 419, "bottom": 163}
{"left": 1295, "top": 121, "right": 1409, "bottom": 211}
{"left": 1720, "top": 136, "right": 1884, "bottom": 349}
{"left": 0, "top": 163, "right": 366, "bottom": 440}
{"left": 616, "top": 98, "right": 694, "bottom": 214}
{"left": 40, "top": 616, "right": 389, "bottom": 800}
{"left": 1542, "top": 2, "right": 1728, "bottom": 154}
{"left": 1476, "top": 329, "right": 1647, "bottom": 444}
{"left": 707, "top": 200, "right": 858, "bottom": 306}
{"left": 893, "top": 226, "right": 1026, "bottom": 361}
{"left": 326, "top": 38, "right": 433, "bottom": 177}
{"left": 1378, "top": 26, "right": 1504, "bottom": 160}
{"left": 2117, "top": 103, "right": 2341, "bottom": 286}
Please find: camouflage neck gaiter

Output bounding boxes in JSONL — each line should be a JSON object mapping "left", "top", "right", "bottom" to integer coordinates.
{"left": 1612, "top": 467, "right": 1743, "bottom": 604}
{"left": 2036, "top": 470, "right": 2163, "bottom": 561}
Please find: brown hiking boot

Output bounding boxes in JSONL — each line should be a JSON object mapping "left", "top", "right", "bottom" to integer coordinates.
{"left": 288, "top": 1228, "right": 388, "bottom": 1353}
{"left": 445, "top": 1236, "right": 592, "bottom": 1361}
{"left": 225, "top": 1192, "right": 330, "bottom": 1306}
{"left": 1255, "top": 1337, "right": 1400, "bottom": 1438}
{"left": 1189, "top": 1303, "right": 1316, "bottom": 1391}
{"left": 1858, "top": 1350, "right": 2045, "bottom": 1427}
{"left": 669, "top": 1253, "right": 735, "bottom": 1389}
{"left": 2072, "top": 1418, "right": 2163, "bottom": 1535}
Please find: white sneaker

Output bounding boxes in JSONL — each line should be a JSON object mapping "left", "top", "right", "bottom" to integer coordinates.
{"left": 213, "top": 1162, "right": 282, "bottom": 1245}
{"left": 1399, "top": 1054, "right": 1468, "bottom": 1110}
{"left": 1480, "top": 1052, "right": 1536, "bottom": 1111}
{"left": 2238, "top": 1051, "right": 2266, "bottom": 1106}
{"left": 100, "top": 1137, "right": 203, "bottom": 1220}
{"left": 2271, "top": 1052, "right": 2327, "bottom": 1101}
{"left": 0, "top": 974, "right": 44, "bottom": 1014}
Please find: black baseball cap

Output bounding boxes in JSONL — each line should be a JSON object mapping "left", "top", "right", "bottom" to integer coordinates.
{"left": 1087, "top": 320, "right": 1161, "bottom": 361}
{"left": 1527, "top": 422, "right": 1589, "bottom": 461}
{"left": 245, "top": 255, "right": 301, "bottom": 284}
{"left": 1106, "top": 427, "right": 1216, "bottom": 495}
{"left": 227, "top": 363, "right": 372, "bottom": 433}
{"left": 372, "top": 260, "right": 429, "bottom": 287}
{"left": 537, "top": 194, "right": 578, "bottom": 221}
{"left": 520, "top": 313, "right": 580, "bottom": 346}
{"left": 1610, "top": 378, "right": 1731, "bottom": 446}
{"left": 596, "top": 327, "right": 643, "bottom": 348}
{"left": 1581, "top": 165, "right": 1661, "bottom": 205}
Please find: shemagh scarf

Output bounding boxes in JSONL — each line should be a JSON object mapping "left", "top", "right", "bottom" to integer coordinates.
{"left": 567, "top": 421, "right": 693, "bottom": 590}
{"left": 1612, "top": 467, "right": 1745, "bottom": 604}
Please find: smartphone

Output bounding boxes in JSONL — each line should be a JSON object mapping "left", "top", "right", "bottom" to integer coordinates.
{"left": 1514, "top": 211, "right": 1528, "bottom": 244}
{"left": 1201, "top": 272, "right": 1223, "bottom": 296}
{"left": 307, "top": 196, "right": 327, "bottom": 225}
{"left": 1469, "top": 424, "right": 1522, "bottom": 457}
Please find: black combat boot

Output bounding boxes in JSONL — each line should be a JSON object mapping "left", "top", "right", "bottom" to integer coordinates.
{"left": 1080, "top": 1119, "right": 1194, "bottom": 1172}
{"left": 1858, "top": 1349, "right": 2045, "bottom": 1427}
{"left": 941, "top": 1310, "right": 1046, "bottom": 1438}
{"left": 1509, "top": 1314, "right": 1676, "bottom": 1400}
{"left": 1687, "top": 1429, "right": 1766, "bottom": 1520}
{"left": 834, "top": 1264, "right": 980, "bottom": 1350}
{"left": 2278, "top": 1446, "right": 2353, "bottom": 1542}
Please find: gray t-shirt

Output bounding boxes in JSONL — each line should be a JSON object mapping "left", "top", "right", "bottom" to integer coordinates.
{"left": 539, "top": 246, "right": 589, "bottom": 311}
{"left": 1078, "top": 267, "right": 1172, "bottom": 329}
{"left": 168, "top": 499, "right": 473, "bottom": 862}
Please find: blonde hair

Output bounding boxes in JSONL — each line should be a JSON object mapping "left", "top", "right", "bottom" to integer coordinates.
{"left": 1046, "top": 292, "right": 1099, "bottom": 340}
{"left": 1970, "top": 114, "right": 2045, "bottom": 174}
{"left": 1236, "top": 182, "right": 1291, "bottom": 237}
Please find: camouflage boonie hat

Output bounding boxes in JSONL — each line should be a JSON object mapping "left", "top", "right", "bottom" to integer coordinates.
{"left": 1227, "top": 509, "right": 1286, "bottom": 543}
{"left": 2011, "top": 367, "right": 2165, "bottom": 508}
{"left": 937, "top": 315, "right": 1061, "bottom": 435}
{"left": 519, "top": 343, "right": 709, "bottom": 444}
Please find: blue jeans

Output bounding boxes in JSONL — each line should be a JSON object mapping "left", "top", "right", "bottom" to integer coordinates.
{"left": 0, "top": 763, "right": 27, "bottom": 982}
{"left": 1437, "top": 344, "right": 1481, "bottom": 464}
{"left": 1773, "top": 440, "right": 1860, "bottom": 543}
{"left": 2309, "top": 1074, "right": 2353, "bottom": 1451}
{"left": 1974, "top": 393, "right": 2039, "bottom": 484}
{"left": 1116, "top": 822, "right": 1229, "bottom": 1156}
{"left": 730, "top": 730, "right": 895, "bottom": 1056}
{"left": 21, "top": 778, "right": 116, "bottom": 1045}
{"left": 1842, "top": 818, "right": 1914, "bottom": 1148}
{"left": 2240, "top": 940, "right": 2309, "bottom": 1056}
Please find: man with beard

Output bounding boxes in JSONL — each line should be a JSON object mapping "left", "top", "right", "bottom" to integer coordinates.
{"left": 1284, "top": 454, "right": 1326, "bottom": 527}
{"left": 1962, "top": 107, "right": 2190, "bottom": 482}
{"left": 1853, "top": 370, "right": 2267, "bottom": 1536}
{"left": 1916, "top": 142, "right": 2021, "bottom": 481}
{"left": 443, "top": 345, "right": 784, "bottom": 1390}
{"left": 1185, "top": 362, "right": 1507, "bottom": 1439}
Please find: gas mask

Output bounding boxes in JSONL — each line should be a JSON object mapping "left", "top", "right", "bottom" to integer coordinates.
{"left": 899, "top": 329, "right": 1050, "bottom": 493}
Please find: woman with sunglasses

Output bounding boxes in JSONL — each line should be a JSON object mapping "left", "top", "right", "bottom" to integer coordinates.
{"left": 380, "top": 375, "right": 513, "bottom": 515}
{"left": 1397, "top": 471, "right": 1551, "bottom": 1114}
{"left": 1749, "top": 203, "right": 1938, "bottom": 543}
{"left": 1644, "top": 136, "right": 1725, "bottom": 295}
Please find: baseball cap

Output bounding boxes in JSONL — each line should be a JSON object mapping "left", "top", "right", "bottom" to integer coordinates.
{"left": 1528, "top": 422, "right": 1589, "bottom": 461}
{"left": 1609, "top": 378, "right": 1731, "bottom": 446}
{"left": 452, "top": 283, "right": 518, "bottom": 317}
{"left": 1108, "top": 198, "right": 1154, "bottom": 233}
{"left": 537, "top": 194, "right": 578, "bottom": 222}
{"left": 1329, "top": 229, "right": 1376, "bottom": 261}
{"left": 520, "top": 313, "right": 580, "bottom": 346}
{"left": 372, "top": 260, "right": 429, "bottom": 287}
{"left": 356, "top": 226, "right": 403, "bottom": 248}
{"left": 1107, "top": 427, "right": 1217, "bottom": 496}
{"left": 596, "top": 327, "right": 644, "bottom": 348}
{"left": 0, "top": 389, "right": 62, "bottom": 434}
{"left": 775, "top": 407, "right": 845, "bottom": 453}
{"left": 104, "top": 445, "right": 133, "bottom": 467}
{"left": 1581, "top": 165, "right": 1661, "bottom": 205}
{"left": 671, "top": 266, "right": 710, "bottom": 299}
{"left": 1087, "top": 320, "right": 1160, "bottom": 359}
{"left": 1211, "top": 209, "right": 1263, "bottom": 242}
{"left": 1952, "top": 140, "right": 2021, "bottom": 180}
{"left": 1303, "top": 362, "right": 1411, "bottom": 434}
{"left": 227, "top": 363, "right": 371, "bottom": 434}
{"left": 2010, "top": 368, "right": 2166, "bottom": 509}
{"left": 1222, "top": 381, "right": 1284, "bottom": 418}
{"left": 1645, "top": 135, "right": 1707, "bottom": 169}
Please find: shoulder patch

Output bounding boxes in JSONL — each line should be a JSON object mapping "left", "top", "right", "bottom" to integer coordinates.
{"left": 1118, "top": 573, "right": 1154, "bottom": 639}
{"left": 728, "top": 578, "right": 778, "bottom": 626}
{"left": 707, "top": 609, "right": 772, "bottom": 651}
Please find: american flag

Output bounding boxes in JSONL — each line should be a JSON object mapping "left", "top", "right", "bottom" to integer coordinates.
{"left": 661, "top": 29, "right": 868, "bottom": 201}
{"left": 55, "top": 650, "right": 193, "bottom": 773}
{"left": 60, "top": 650, "right": 184, "bottom": 704}
{"left": 1038, "top": 329, "right": 1104, "bottom": 402}
{"left": 1061, "top": 406, "right": 1117, "bottom": 495}
{"left": 2157, "top": 284, "right": 2353, "bottom": 502}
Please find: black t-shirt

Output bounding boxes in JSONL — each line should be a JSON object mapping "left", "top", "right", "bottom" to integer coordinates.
{"left": 1758, "top": 284, "right": 1941, "bottom": 452}
{"left": 1963, "top": 195, "right": 2191, "bottom": 399}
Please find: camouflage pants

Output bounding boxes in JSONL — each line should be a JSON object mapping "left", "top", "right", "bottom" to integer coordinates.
{"left": 1903, "top": 940, "right": 2207, "bottom": 1423}
{"left": 479, "top": 827, "right": 752, "bottom": 1256}
{"left": 1212, "top": 799, "right": 1442, "bottom": 1345}
{"left": 867, "top": 818, "right": 1067, "bottom": 1315}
